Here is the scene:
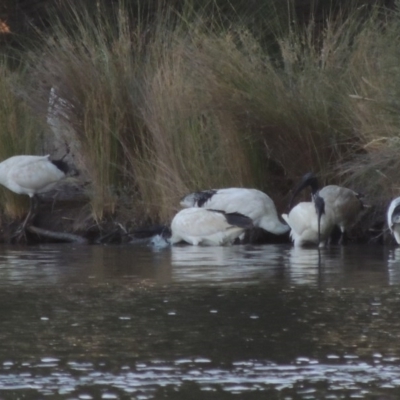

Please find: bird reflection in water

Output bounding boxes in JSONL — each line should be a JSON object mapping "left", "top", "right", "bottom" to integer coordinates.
{"left": 387, "top": 247, "right": 400, "bottom": 285}
{"left": 284, "top": 247, "right": 324, "bottom": 286}
{"left": 170, "top": 245, "right": 285, "bottom": 285}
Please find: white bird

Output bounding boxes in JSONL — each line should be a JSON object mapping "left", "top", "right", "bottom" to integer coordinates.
{"left": 387, "top": 197, "right": 400, "bottom": 244}
{"left": 282, "top": 193, "right": 335, "bottom": 248}
{"left": 135, "top": 208, "right": 254, "bottom": 246}
{"left": 289, "top": 173, "right": 364, "bottom": 244}
{"left": 0, "top": 155, "right": 68, "bottom": 233}
{"left": 180, "top": 188, "right": 289, "bottom": 238}
{"left": 170, "top": 208, "right": 253, "bottom": 246}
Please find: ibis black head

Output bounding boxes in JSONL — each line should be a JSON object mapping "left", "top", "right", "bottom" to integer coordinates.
{"left": 289, "top": 172, "right": 320, "bottom": 210}
{"left": 300, "top": 172, "right": 319, "bottom": 194}
{"left": 51, "top": 159, "right": 70, "bottom": 174}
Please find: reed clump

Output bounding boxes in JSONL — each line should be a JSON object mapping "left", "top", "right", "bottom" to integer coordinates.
{"left": 0, "top": 61, "right": 42, "bottom": 221}
{"left": 338, "top": 5, "right": 400, "bottom": 209}
{"left": 1, "top": 0, "right": 400, "bottom": 229}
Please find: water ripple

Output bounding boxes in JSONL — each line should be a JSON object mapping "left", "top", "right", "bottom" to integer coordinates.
{"left": 1, "top": 358, "right": 400, "bottom": 397}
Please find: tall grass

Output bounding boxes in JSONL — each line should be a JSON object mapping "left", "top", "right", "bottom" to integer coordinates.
{"left": 26, "top": 4, "right": 143, "bottom": 221}
{"left": 26, "top": 2, "right": 280, "bottom": 222}
{"left": 338, "top": 4, "right": 400, "bottom": 208}
{"left": 6, "top": 0, "right": 400, "bottom": 227}
{"left": 0, "top": 61, "right": 42, "bottom": 220}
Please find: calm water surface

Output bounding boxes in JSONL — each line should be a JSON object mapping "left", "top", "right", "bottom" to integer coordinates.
{"left": 1, "top": 243, "right": 400, "bottom": 399}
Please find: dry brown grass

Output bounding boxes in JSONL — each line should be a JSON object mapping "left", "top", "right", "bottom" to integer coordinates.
{"left": 3, "top": 0, "right": 400, "bottom": 229}
{"left": 0, "top": 62, "right": 43, "bottom": 221}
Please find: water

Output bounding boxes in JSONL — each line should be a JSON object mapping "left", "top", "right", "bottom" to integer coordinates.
{"left": 1, "top": 243, "right": 400, "bottom": 399}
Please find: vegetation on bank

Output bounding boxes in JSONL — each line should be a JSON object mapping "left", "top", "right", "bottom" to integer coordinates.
{"left": 0, "top": 0, "right": 399, "bottom": 235}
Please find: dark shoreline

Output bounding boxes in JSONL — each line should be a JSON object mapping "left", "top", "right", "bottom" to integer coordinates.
{"left": 1, "top": 195, "right": 388, "bottom": 246}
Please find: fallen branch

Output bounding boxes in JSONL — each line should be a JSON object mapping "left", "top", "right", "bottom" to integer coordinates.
{"left": 27, "top": 225, "right": 88, "bottom": 244}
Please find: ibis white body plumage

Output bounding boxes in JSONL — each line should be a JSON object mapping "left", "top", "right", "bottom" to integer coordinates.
{"left": 290, "top": 173, "right": 364, "bottom": 244}
{"left": 282, "top": 201, "right": 335, "bottom": 248}
{"left": 0, "top": 155, "right": 67, "bottom": 232}
{"left": 170, "top": 207, "right": 253, "bottom": 246}
{"left": 387, "top": 197, "right": 400, "bottom": 244}
{"left": 180, "top": 188, "right": 289, "bottom": 236}
{"left": 0, "top": 155, "right": 65, "bottom": 196}
{"left": 318, "top": 185, "right": 363, "bottom": 239}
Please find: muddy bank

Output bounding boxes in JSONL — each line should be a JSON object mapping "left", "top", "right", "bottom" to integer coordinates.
{"left": 0, "top": 183, "right": 389, "bottom": 246}
{"left": 0, "top": 182, "right": 139, "bottom": 245}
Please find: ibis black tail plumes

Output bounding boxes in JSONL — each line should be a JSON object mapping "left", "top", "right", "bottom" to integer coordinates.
{"left": 221, "top": 211, "right": 254, "bottom": 229}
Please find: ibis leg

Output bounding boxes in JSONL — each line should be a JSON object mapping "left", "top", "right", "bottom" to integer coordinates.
{"left": 18, "top": 195, "right": 39, "bottom": 233}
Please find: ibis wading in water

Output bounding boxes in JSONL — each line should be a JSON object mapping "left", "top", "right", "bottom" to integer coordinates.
{"left": 180, "top": 188, "right": 289, "bottom": 239}
{"left": 282, "top": 190, "right": 335, "bottom": 248}
{"left": 0, "top": 155, "right": 68, "bottom": 233}
{"left": 289, "top": 173, "right": 364, "bottom": 244}
{"left": 137, "top": 208, "right": 254, "bottom": 246}
{"left": 387, "top": 197, "right": 400, "bottom": 244}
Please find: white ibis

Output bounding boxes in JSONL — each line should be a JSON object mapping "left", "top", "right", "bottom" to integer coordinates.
{"left": 282, "top": 192, "right": 335, "bottom": 248}
{"left": 289, "top": 173, "right": 364, "bottom": 244}
{"left": 170, "top": 207, "right": 254, "bottom": 245}
{"left": 387, "top": 197, "right": 400, "bottom": 244}
{"left": 0, "top": 155, "right": 68, "bottom": 233}
{"left": 180, "top": 188, "right": 289, "bottom": 238}
{"left": 135, "top": 207, "right": 254, "bottom": 246}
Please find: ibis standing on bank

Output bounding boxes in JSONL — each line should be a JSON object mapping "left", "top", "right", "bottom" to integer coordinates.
{"left": 0, "top": 155, "right": 68, "bottom": 233}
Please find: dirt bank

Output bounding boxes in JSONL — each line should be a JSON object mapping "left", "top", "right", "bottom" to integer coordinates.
{"left": 1, "top": 183, "right": 388, "bottom": 246}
